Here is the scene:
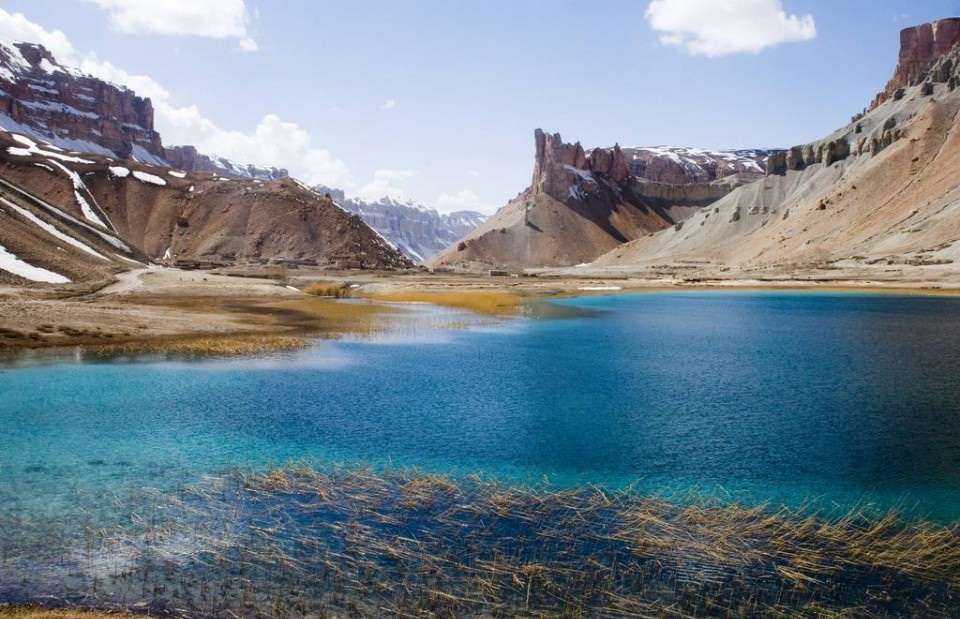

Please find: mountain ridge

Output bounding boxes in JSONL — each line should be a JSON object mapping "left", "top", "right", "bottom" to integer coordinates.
{"left": 584, "top": 18, "right": 960, "bottom": 278}
{"left": 429, "top": 129, "right": 775, "bottom": 270}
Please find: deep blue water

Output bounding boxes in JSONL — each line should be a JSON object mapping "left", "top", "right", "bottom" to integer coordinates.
{"left": 3, "top": 291, "right": 960, "bottom": 521}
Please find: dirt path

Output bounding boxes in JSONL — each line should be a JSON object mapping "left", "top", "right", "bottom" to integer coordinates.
{"left": 96, "top": 265, "right": 156, "bottom": 296}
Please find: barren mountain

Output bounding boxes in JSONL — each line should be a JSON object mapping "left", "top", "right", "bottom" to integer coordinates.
{"left": 0, "top": 40, "right": 413, "bottom": 285}
{"left": 589, "top": 18, "right": 960, "bottom": 277}
{"left": 316, "top": 186, "right": 485, "bottom": 262}
{"left": 0, "top": 130, "right": 410, "bottom": 285}
{"left": 430, "top": 130, "right": 774, "bottom": 270}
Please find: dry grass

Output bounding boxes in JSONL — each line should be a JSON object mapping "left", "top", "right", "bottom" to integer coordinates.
{"left": 302, "top": 281, "right": 352, "bottom": 298}
{"left": 8, "top": 465, "right": 956, "bottom": 617}
{"left": 57, "top": 296, "right": 398, "bottom": 358}
{"left": 362, "top": 290, "right": 524, "bottom": 315}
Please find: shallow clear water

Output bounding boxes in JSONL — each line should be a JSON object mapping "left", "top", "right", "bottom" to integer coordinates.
{"left": 3, "top": 291, "right": 960, "bottom": 521}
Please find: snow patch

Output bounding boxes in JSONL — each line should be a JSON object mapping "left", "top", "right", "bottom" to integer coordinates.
{"left": 109, "top": 166, "right": 130, "bottom": 178}
{"left": 168, "top": 170, "right": 187, "bottom": 178}
{"left": 0, "top": 170, "right": 130, "bottom": 252}
{"left": 6, "top": 132, "right": 95, "bottom": 164}
{"left": 132, "top": 170, "right": 167, "bottom": 186}
{"left": 45, "top": 159, "right": 111, "bottom": 229}
{"left": 0, "top": 197, "right": 108, "bottom": 261}
{"left": 0, "top": 242, "right": 70, "bottom": 283}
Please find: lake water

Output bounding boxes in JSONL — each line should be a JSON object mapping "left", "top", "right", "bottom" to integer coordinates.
{"left": 3, "top": 290, "right": 960, "bottom": 524}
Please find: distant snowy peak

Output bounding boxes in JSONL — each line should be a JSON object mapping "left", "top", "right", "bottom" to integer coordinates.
{"left": 314, "top": 184, "right": 486, "bottom": 263}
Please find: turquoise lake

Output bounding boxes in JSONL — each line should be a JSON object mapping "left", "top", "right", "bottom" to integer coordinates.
{"left": 3, "top": 291, "right": 960, "bottom": 522}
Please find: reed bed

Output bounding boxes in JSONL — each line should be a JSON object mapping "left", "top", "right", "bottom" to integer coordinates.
{"left": 302, "top": 282, "right": 353, "bottom": 298}
{"left": 2, "top": 465, "right": 958, "bottom": 617}
{"left": 361, "top": 290, "right": 524, "bottom": 315}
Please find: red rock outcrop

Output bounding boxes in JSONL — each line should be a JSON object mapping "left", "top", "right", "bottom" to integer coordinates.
{"left": 871, "top": 18, "right": 960, "bottom": 109}
{"left": 0, "top": 42, "right": 163, "bottom": 161}
{"left": 532, "top": 129, "right": 771, "bottom": 203}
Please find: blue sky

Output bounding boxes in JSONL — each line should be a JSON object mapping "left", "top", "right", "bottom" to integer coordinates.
{"left": 1, "top": 0, "right": 958, "bottom": 213}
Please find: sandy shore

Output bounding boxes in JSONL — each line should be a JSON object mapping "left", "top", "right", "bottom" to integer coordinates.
{"left": 2, "top": 263, "right": 959, "bottom": 357}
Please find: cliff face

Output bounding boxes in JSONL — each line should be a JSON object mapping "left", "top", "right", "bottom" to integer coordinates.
{"left": 0, "top": 42, "right": 163, "bottom": 162}
{"left": 430, "top": 130, "right": 774, "bottom": 270}
{"left": 531, "top": 129, "right": 772, "bottom": 204}
{"left": 871, "top": 18, "right": 960, "bottom": 109}
{"left": 0, "top": 41, "right": 286, "bottom": 179}
{"left": 590, "top": 18, "right": 960, "bottom": 278}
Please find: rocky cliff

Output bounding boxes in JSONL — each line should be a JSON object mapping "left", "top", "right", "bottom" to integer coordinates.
{"left": 430, "top": 130, "right": 774, "bottom": 270}
{"left": 0, "top": 40, "right": 288, "bottom": 179}
{"left": 0, "top": 42, "right": 163, "bottom": 163}
{"left": 871, "top": 18, "right": 960, "bottom": 109}
{"left": 587, "top": 18, "right": 960, "bottom": 279}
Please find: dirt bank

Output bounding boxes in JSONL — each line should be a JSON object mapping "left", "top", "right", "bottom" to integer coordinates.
{"left": 3, "top": 264, "right": 960, "bottom": 358}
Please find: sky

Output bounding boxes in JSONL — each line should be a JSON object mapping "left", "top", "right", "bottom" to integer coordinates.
{"left": 1, "top": 0, "right": 959, "bottom": 214}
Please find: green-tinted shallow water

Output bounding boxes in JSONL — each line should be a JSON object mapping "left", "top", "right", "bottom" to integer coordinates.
{"left": 2, "top": 291, "right": 960, "bottom": 614}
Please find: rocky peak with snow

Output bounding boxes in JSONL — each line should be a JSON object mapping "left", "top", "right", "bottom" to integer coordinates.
{"left": 0, "top": 41, "right": 163, "bottom": 163}
{"left": 0, "top": 40, "right": 281, "bottom": 181}
{"left": 619, "top": 146, "right": 771, "bottom": 184}
{"left": 531, "top": 128, "right": 774, "bottom": 206}
{"left": 163, "top": 145, "right": 288, "bottom": 181}
{"left": 315, "top": 185, "right": 486, "bottom": 262}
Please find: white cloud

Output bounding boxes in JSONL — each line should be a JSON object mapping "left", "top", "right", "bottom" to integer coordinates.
{"left": 467, "top": 169, "right": 481, "bottom": 177}
{"left": 356, "top": 169, "right": 417, "bottom": 202}
{"left": 0, "top": 8, "right": 78, "bottom": 63}
{"left": 0, "top": 8, "right": 351, "bottom": 188}
{"left": 380, "top": 98, "right": 396, "bottom": 110}
{"left": 435, "top": 189, "right": 489, "bottom": 214}
{"left": 84, "top": 0, "right": 257, "bottom": 51}
{"left": 645, "top": 0, "right": 816, "bottom": 57}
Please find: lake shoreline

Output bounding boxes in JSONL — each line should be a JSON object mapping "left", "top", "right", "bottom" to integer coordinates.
{"left": 3, "top": 265, "right": 960, "bottom": 357}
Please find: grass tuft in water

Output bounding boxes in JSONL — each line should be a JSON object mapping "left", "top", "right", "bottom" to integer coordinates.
{"left": 4, "top": 465, "right": 958, "bottom": 617}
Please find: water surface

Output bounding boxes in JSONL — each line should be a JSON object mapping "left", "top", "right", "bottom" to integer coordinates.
{"left": 3, "top": 291, "right": 960, "bottom": 521}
